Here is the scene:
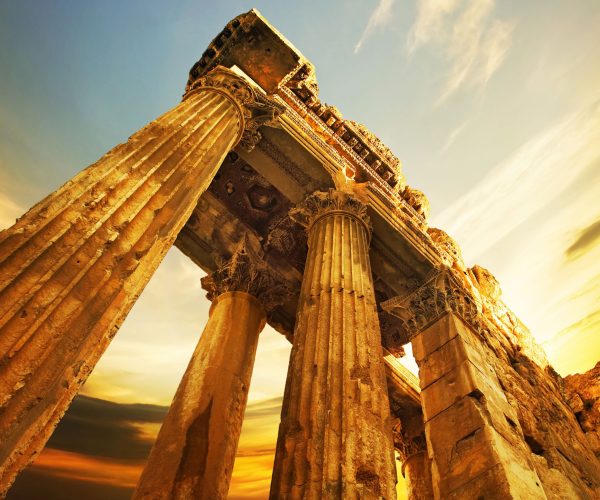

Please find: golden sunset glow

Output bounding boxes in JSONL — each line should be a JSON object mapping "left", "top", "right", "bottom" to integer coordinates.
{"left": 32, "top": 449, "right": 142, "bottom": 488}
{"left": 1, "top": 0, "right": 599, "bottom": 498}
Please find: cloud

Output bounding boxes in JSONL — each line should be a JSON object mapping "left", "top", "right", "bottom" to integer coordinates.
{"left": 9, "top": 468, "right": 132, "bottom": 500}
{"left": 433, "top": 98, "right": 600, "bottom": 261}
{"left": 45, "top": 395, "right": 167, "bottom": 460}
{"left": 8, "top": 395, "right": 166, "bottom": 499}
{"left": 407, "top": 0, "right": 515, "bottom": 103}
{"left": 565, "top": 218, "right": 600, "bottom": 260}
{"left": 354, "top": 0, "right": 396, "bottom": 54}
{"left": 7, "top": 394, "right": 286, "bottom": 500}
{"left": 439, "top": 120, "right": 468, "bottom": 154}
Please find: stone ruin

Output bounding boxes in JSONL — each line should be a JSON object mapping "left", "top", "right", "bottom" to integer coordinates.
{"left": 0, "top": 8, "right": 598, "bottom": 500}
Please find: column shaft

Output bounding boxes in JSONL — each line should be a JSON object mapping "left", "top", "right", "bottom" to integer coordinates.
{"left": 270, "top": 190, "right": 397, "bottom": 499}
{"left": 0, "top": 76, "right": 246, "bottom": 493}
{"left": 402, "top": 451, "right": 433, "bottom": 500}
{"left": 133, "top": 291, "right": 265, "bottom": 499}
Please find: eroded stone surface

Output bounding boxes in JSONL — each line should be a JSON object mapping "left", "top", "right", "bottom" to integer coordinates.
{"left": 270, "top": 189, "right": 397, "bottom": 499}
{"left": 564, "top": 362, "right": 600, "bottom": 459}
{"left": 133, "top": 291, "right": 266, "bottom": 499}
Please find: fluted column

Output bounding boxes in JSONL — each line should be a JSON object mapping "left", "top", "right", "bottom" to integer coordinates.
{"left": 0, "top": 66, "right": 284, "bottom": 495}
{"left": 133, "top": 238, "right": 286, "bottom": 499}
{"left": 270, "top": 189, "right": 397, "bottom": 499}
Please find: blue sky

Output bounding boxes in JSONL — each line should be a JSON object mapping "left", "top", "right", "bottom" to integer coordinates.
{"left": 1, "top": 1, "right": 600, "bottom": 498}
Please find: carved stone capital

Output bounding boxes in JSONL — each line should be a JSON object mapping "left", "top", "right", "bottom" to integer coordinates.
{"left": 289, "top": 188, "right": 371, "bottom": 236}
{"left": 391, "top": 417, "right": 428, "bottom": 463}
{"left": 381, "top": 270, "right": 485, "bottom": 341}
{"left": 185, "top": 66, "right": 285, "bottom": 151}
{"left": 201, "top": 236, "right": 288, "bottom": 313}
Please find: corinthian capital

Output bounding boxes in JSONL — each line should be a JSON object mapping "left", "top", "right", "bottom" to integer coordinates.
{"left": 201, "top": 235, "right": 288, "bottom": 313}
{"left": 289, "top": 188, "right": 371, "bottom": 235}
{"left": 185, "top": 66, "right": 286, "bottom": 151}
{"left": 381, "top": 270, "right": 484, "bottom": 341}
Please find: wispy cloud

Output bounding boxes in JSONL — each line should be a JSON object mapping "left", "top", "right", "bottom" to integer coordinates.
{"left": 440, "top": 120, "right": 468, "bottom": 154}
{"left": 433, "top": 98, "right": 600, "bottom": 375}
{"left": 354, "top": 0, "right": 396, "bottom": 54}
{"left": 565, "top": 218, "right": 600, "bottom": 261}
{"left": 433, "top": 98, "right": 600, "bottom": 261}
{"left": 407, "top": 0, "right": 515, "bottom": 103}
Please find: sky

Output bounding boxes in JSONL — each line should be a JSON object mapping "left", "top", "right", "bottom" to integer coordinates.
{"left": 1, "top": 0, "right": 599, "bottom": 498}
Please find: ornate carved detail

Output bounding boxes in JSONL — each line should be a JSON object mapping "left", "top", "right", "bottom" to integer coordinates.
{"left": 381, "top": 270, "right": 484, "bottom": 341}
{"left": 281, "top": 67, "right": 406, "bottom": 194}
{"left": 379, "top": 311, "right": 408, "bottom": 356}
{"left": 201, "top": 235, "right": 288, "bottom": 312}
{"left": 391, "top": 417, "right": 428, "bottom": 463}
{"left": 289, "top": 189, "right": 371, "bottom": 236}
{"left": 401, "top": 186, "right": 430, "bottom": 222}
{"left": 428, "top": 227, "right": 464, "bottom": 269}
{"left": 185, "top": 66, "right": 286, "bottom": 151}
{"left": 186, "top": 12, "right": 247, "bottom": 86}
{"left": 471, "top": 264, "right": 502, "bottom": 301}
{"left": 258, "top": 136, "right": 317, "bottom": 192}
{"left": 265, "top": 215, "right": 308, "bottom": 271}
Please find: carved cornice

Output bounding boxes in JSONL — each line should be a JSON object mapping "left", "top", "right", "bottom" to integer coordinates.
{"left": 201, "top": 235, "right": 288, "bottom": 312}
{"left": 427, "top": 227, "right": 463, "bottom": 268}
{"left": 185, "top": 66, "right": 285, "bottom": 151}
{"left": 281, "top": 66, "right": 406, "bottom": 194}
{"left": 289, "top": 189, "right": 371, "bottom": 237}
{"left": 381, "top": 270, "right": 484, "bottom": 341}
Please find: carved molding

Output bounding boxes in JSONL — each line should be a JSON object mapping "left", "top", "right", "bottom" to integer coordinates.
{"left": 185, "top": 66, "right": 285, "bottom": 151}
{"left": 201, "top": 235, "right": 288, "bottom": 313}
{"left": 381, "top": 270, "right": 485, "bottom": 341}
{"left": 289, "top": 189, "right": 371, "bottom": 236}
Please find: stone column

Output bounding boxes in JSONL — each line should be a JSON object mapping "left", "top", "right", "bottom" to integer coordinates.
{"left": 134, "top": 239, "right": 285, "bottom": 499}
{"left": 391, "top": 409, "right": 433, "bottom": 500}
{"left": 383, "top": 271, "right": 546, "bottom": 499}
{"left": 402, "top": 451, "right": 433, "bottom": 500}
{"left": 270, "top": 189, "right": 397, "bottom": 499}
{"left": 0, "top": 67, "right": 283, "bottom": 494}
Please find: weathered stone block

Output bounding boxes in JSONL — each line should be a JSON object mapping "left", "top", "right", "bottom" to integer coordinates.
{"left": 417, "top": 334, "right": 487, "bottom": 389}
{"left": 425, "top": 395, "right": 524, "bottom": 473}
{"left": 420, "top": 359, "right": 510, "bottom": 422}
{"left": 445, "top": 461, "right": 546, "bottom": 500}
{"left": 427, "top": 407, "right": 544, "bottom": 498}
{"left": 412, "top": 312, "right": 484, "bottom": 361}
